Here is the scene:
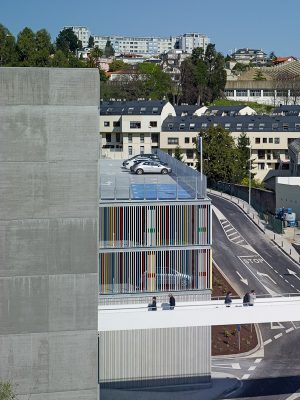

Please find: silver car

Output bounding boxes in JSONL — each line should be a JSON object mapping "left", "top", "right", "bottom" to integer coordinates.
{"left": 132, "top": 161, "right": 172, "bottom": 175}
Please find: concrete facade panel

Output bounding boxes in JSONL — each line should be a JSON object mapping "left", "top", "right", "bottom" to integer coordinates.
{"left": 0, "top": 276, "right": 49, "bottom": 334}
{"left": 0, "top": 219, "right": 98, "bottom": 277}
{"left": 48, "top": 273, "right": 98, "bottom": 331}
{"left": 0, "top": 163, "right": 49, "bottom": 220}
{"left": 0, "top": 67, "right": 99, "bottom": 399}
{"left": 0, "top": 106, "right": 48, "bottom": 162}
{"left": 49, "top": 162, "right": 97, "bottom": 218}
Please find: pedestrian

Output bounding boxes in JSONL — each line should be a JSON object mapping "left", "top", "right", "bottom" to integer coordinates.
{"left": 224, "top": 291, "right": 232, "bottom": 307}
{"left": 249, "top": 290, "right": 256, "bottom": 306}
{"left": 169, "top": 293, "right": 175, "bottom": 310}
{"left": 148, "top": 296, "right": 157, "bottom": 311}
{"left": 243, "top": 292, "right": 250, "bottom": 306}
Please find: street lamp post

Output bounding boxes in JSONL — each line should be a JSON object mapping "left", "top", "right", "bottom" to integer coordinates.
{"left": 247, "top": 145, "right": 252, "bottom": 213}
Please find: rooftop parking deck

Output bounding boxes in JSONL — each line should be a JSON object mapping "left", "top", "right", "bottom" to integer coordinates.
{"left": 99, "top": 150, "right": 207, "bottom": 202}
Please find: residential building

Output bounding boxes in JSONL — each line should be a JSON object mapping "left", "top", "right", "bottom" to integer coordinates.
{"left": 161, "top": 114, "right": 300, "bottom": 180}
{"left": 65, "top": 27, "right": 210, "bottom": 56}
{"left": 289, "top": 138, "right": 300, "bottom": 176}
{"left": 231, "top": 48, "right": 268, "bottom": 66}
{"left": 63, "top": 25, "right": 90, "bottom": 47}
{"left": 98, "top": 153, "right": 212, "bottom": 388}
{"left": 100, "top": 100, "right": 176, "bottom": 159}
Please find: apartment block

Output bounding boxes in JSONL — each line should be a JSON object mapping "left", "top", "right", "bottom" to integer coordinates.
{"left": 63, "top": 25, "right": 90, "bottom": 47}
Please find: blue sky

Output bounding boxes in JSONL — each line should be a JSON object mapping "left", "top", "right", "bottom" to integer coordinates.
{"left": 2, "top": 0, "right": 300, "bottom": 57}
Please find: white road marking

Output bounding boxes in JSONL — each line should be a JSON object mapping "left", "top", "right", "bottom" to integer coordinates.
{"left": 225, "top": 227, "right": 235, "bottom": 233}
{"left": 254, "top": 358, "right": 262, "bottom": 364}
{"left": 271, "top": 322, "right": 285, "bottom": 329}
{"left": 291, "top": 284, "right": 295, "bottom": 288}
{"left": 242, "top": 374, "right": 250, "bottom": 380}
{"left": 285, "top": 279, "right": 290, "bottom": 283}
{"left": 235, "top": 240, "right": 245, "bottom": 244}
{"left": 279, "top": 274, "right": 283, "bottom": 278}
{"left": 274, "top": 333, "right": 283, "bottom": 339}
{"left": 264, "top": 339, "right": 272, "bottom": 345}
{"left": 257, "top": 272, "right": 277, "bottom": 285}
{"left": 286, "top": 327, "right": 294, "bottom": 333}
{"left": 248, "top": 366, "right": 256, "bottom": 371}
{"left": 212, "top": 362, "right": 241, "bottom": 370}
{"left": 284, "top": 388, "right": 300, "bottom": 400}
{"left": 236, "top": 271, "right": 248, "bottom": 285}
{"left": 228, "top": 232, "right": 238, "bottom": 238}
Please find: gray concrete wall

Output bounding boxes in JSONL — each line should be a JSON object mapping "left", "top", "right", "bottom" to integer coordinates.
{"left": 0, "top": 68, "right": 99, "bottom": 399}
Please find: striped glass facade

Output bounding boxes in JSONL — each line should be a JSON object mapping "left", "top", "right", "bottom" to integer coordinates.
{"left": 99, "top": 201, "right": 211, "bottom": 294}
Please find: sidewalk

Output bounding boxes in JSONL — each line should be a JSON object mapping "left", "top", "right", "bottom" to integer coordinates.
{"left": 208, "top": 188, "right": 300, "bottom": 265}
{"left": 100, "top": 372, "right": 240, "bottom": 400}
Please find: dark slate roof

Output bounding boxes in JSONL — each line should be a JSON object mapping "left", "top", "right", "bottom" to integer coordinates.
{"left": 174, "top": 105, "right": 200, "bottom": 116}
{"left": 273, "top": 105, "right": 300, "bottom": 116}
{"left": 100, "top": 100, "right": 168, "bottom": 116}
{"left": 205, "top": 105, "right": 249, "bottom": 116}
{"left": 161, "top": 115, "right": 300, "bottom": 133}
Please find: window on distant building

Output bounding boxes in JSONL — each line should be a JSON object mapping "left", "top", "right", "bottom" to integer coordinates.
{"left": 113, "top": 121, "right": 120, "bottom": 127}
{"left": 272, "top": 123, "right": 278, "bottom": 131}
{"left": 236, "top": 123, "right": 242, "bottom": 130}
{"left": 140, "top": 107, "right": 146, "bottom": 114}
{"left": 189, "top": 123, "right": 195, "bottom": 130}
{"left": 130, "top": 121, "right": 141, "bottom": 129}
{"left": 128, "top": 145, "right": 133, "bottom": 155}
{"left": 128, "top": 107, "right": 134, "bottom": 114}
{"left": 269, "top": 138, "right": 273, "bottom": 143}
{"left": 201, "top": 123, "right": 207, "bottom": 128}
{"left": 185, "top": 137, "right": 190, "bottom": 144}
{"left": 128, "top": 133, "right": 132, "bottom": 143}
{"left": 258, "top": 163, "right": 265, "bottom": 170}
{"left": 179, "top": 123, "right": 185, "bottom": 130}
{"left": 168, "top": 149, "right": 172, "bottom": 156}
{"left": 104, "top": 121, "right": 110, "bottom": 127}
{"left": 236, "top": 90, "right": 247, "bottom": 97}
{"left": 140, "top": 133, "right": 144, "bottom": 143}
{"left": 263, "top": 138, "right": 267, "bottom": 143}
{"left": 250, "top": 90, "right": 261, "bottom": 97}
{"left": 259, "top": 123, "right": 265, "bottom": 130}
{"left": 140, "top": 146, "right": 144, "bottom": 154}
{"left": 168, "top": 123, "right": 174, "bottom": 130}
{"left": 248, "top": 123, "right": 254, "bottom": 130}
{"left": 168, "top": 137, "right": 179, "bottom": 145}
{"left": 186, "top": 149, "right": 194, "bottom": 159}
{"left": 150, "top": 121, "right": 157, "bottom": 127}
{"left": 263, "top": 90, "right": 274, "bottom": 97}
{"left": 255, "top": 137, "right": 260, "bottom": 144}
{"left": 225, "top": 123, "right": 231, "bottom": 130}
{"left": 258, "top": 150, "right": 265, "bottom": 159}
{"left": 152, "top": 107, "right": 159, "bottom": 114}
{"left": 274, "top": 137, "right": 280, "bottom": 144}
{"left": 116, "top": 133, "right": 120, "bottom": 142}
{"left": 225, "top": 89, "right": 234, "bottom": 96}
{"left": 283, "top": 123, "right": 289, "bottom": 131}
{"left": 106, "top": 133, "right": 111, "bottom": 142}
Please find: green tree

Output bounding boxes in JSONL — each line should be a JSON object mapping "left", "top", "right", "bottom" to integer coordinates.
{"left": 137, "top": 62, "right": 172, "bottom": 100}
{"left": 99, "top": 68, "right": 108, "bottom": 81}
{"left": 34, "top": 29, "right": 53, "bottom": 66}
{"left": 236, "top": 132, "right": 251, "bottom": 182}
{"left": 50, "top": 49, "right": 69, "bottom": 67}
{"left": 90, "top": 47, "right": 103, "bottom": 58}
{"left": 253, "top": 69, "right": 266, "bottom": 81}
{"left": 0, "top": 381, "right": 16, "bottom": 400}
{"left": 104, "top": 40, "right": 114, "bottom": 57}
{"left": 0, "top": 24, "right": 17, "bottom": 66}
{"left": 180, "top": 44, "right": 226, "bottom": 105}
{"left": 88, "top": 35, "right": 94, "bottom": 47}
{"left": 174, "top": 146, "right": 184, "bottom": 161}
{"left": 16, "top": 27, "right": 36, "bottom": 65}
{"left": 109, "top": 59, "right": 128, "bottom": 72}
{"left": 196, "top": 125, "right": 240, "bottom": 183}
{"left": 56, "top": 28, "right": 82, "bottom": 55}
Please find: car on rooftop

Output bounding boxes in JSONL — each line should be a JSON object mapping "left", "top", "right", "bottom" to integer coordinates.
{"left": 131, "top": 161, "right": 172, "bottom": 175}
{"left": 122, "top": 154, "right": 159, "bottom": 168}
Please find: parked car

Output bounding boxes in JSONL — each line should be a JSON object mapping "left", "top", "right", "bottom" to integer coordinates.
{"left": 124, "top": 156, "right": 160, "bottom": 170}
{"left": 122, "top": 153, "right": 159, "bottom": 167}
{"left": 143, "top": 268, "right": 192, "bottom": 290}
{"left": 131, "top": 161, "right": 172, "bottom": 175}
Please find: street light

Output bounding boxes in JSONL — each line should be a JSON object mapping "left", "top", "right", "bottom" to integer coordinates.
{"left": 246, "top": 144, "right": 256, "bottom": 213}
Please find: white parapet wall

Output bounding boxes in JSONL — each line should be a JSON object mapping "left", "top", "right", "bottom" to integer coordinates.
{"left": 99, "top": 297, "right": 300, "bottom": 331}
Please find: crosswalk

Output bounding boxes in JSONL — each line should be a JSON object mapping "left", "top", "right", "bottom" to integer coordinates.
{"left": 220, "top": 218, "right": 249, "bottom": 247}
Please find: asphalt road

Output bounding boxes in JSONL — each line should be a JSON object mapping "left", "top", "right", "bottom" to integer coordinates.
{"left": 210, "top": 193, "right": 300, "bottom": 400}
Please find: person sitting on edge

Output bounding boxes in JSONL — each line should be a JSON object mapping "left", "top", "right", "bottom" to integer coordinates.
{"left": 249, "top": 290, "right": 256, "bottom": 306}
{"left": 148, "top": 296, "right": 157, "bottom": 311}
{"left": 224, "top": 291, "right": 232, "bottom": 307}
{"left": 169, "top": 293, "right": 175, "bottom": 310}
